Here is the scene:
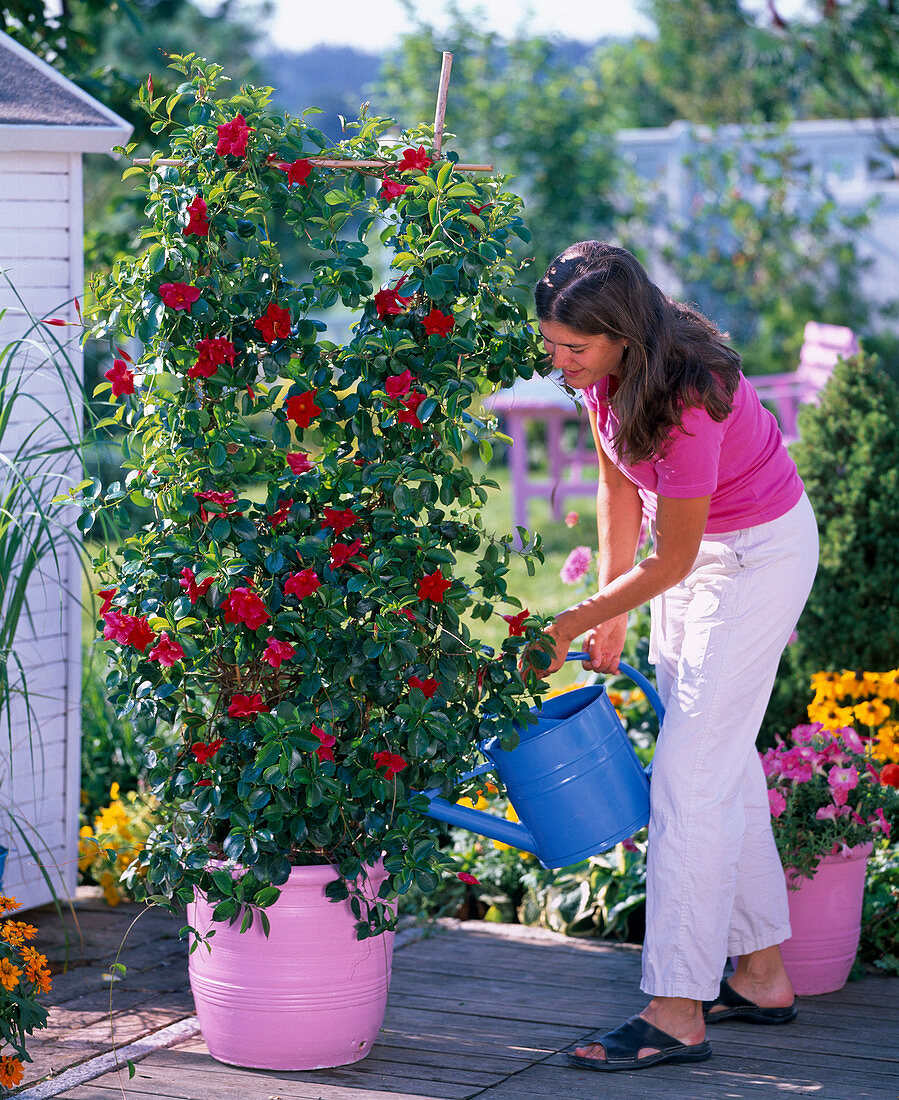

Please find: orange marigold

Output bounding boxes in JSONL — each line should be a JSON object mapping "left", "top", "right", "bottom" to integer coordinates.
{"left": 0, "top": 956, "right": 22, "bottom": 990}
{"left": 0, "top": 920, "right": 37, "bottom": 946}
{"left": 0, "top": 1055, "right": 24, "bottom": 1088}
{"left": 0, "top": 895, "right": 21, "bottom": 915}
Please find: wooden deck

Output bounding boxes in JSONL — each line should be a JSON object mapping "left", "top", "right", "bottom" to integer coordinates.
{"left": 29, "top": 918, "right": 899, "bottom": 1100}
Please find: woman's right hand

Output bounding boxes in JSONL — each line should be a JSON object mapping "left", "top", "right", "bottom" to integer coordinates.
{"left": 581, "top": 614, "right": 628, "bottom": 673}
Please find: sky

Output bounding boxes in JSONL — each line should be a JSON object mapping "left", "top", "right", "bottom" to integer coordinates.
{"left": 263, "top": 1, "right": 653, "bottom": 51}
{"left": 256, "top": 0, "right": 813, "bottom": 52}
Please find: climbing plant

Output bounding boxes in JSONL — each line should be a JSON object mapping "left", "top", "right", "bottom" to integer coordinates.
{"left": 75, "top": 55, "right": 548, "bottom": 936}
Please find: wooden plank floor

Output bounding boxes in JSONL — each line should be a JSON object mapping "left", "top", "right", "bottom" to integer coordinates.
{"left": 49, "top": 921, "right": 899, "bottom": 1100}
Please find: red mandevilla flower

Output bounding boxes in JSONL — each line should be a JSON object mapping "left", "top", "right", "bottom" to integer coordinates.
{"left": 158, "top": 283, "right": 201, "bottom": 312}
{"left": 190, "top": 739, "right": 224, "bottom": 765}
{"left": 284, "top": 568, "right": 321, "bottom": 599}
{"left": 179, "top": 567, "right": 214, "bottom": 604}
{"left": 421, "top": 308, "right": 454, "bottom": 337}
{"left": 397, "top": 145, "right": 432, "bottom": 173}
{"left": 268, "top": 498, "right": 294, "bottom": 527}
{"left": 221, "top": 586, "right": 270, "bottom": 630}
{"left": 102, "top": 611, "right": 156, "bottom": 652}
{"left": 183, "top": 194, "right": 210, "bottom": 237}
{"left": 397, "top": 391, "right": 427, "bottom": 429}
{"left": 277, "top": 158, "right": 313, "bottom": 186}
{"left": 96, "top": 588, "right": 117, "bottom": 616}
{"left": 312, "top": 723, "right": 336, "bottom": 763}
{"left": 286, "top": 452, "right": 314, "bottom": 474}
{"left": 379, "top": 176, "right": 408, "bottom": 200}
{"left": 188, "top": 337, "right": 235, "bottom": 379}
{"left": 105, "top": 358, "right": 135, "bottom": 397}
{"left": 330, "top": 538, "right": 363, "bottom": 569}
{"left": 147, "top": 632, "right": 185, "bottom": 667}
{"left": 384, "top": 369, "right": 413, "bottom": 398}
{"left": 285, "top": 391, "right": 322, "bottom": 428}
{"left": 227, "top": 693, "right": 271, "bottom": 719}
{"left": 373, "top": 750, "right": 408, "bottom": 779}
{"left": 503, "top": 609, "right": 530, "bottom": 637}
{"left": 374, "top": 281, "right": 411, "bottom": 318}
{"left": 254, "top": 302, "right": 292, "bottom": 344}
{"left": 263, "top": 637, "right": 296, "bottom": 669}
{"left": 321, "top": 507, "right": 357, "bottom": 535}
{"left": 457, "top": 871, "right": 480, "bottom": 885}
{"left": 195, "top": 489, "right": 238, "bottom": 523}
{"left": 408, "top": 675, "right": 439, "bottom": 698}
{"left": 417, "top": 570, "right": 451, "bottom": 603}
{"left": 216, "top": 113, "right": 252, "bottom": 157}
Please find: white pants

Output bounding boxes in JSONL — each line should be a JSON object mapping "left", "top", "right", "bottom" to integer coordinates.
{"left": 641, "top": 493, "right": 819, "bottom": 1001}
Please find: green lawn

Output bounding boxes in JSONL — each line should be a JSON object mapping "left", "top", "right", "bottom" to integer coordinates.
{"left": 460, "top": 459, "right": 598, "bottom": 689}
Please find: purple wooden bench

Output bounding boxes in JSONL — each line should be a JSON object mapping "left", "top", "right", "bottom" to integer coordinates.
{"left": 483, "top": 373, "right": 595, "bottom": 533}
{"left": 485, "top": 321, "right": 858, "bottom": 532}
{"left": 747, "top": 321, "right": 859, "bottom": 443}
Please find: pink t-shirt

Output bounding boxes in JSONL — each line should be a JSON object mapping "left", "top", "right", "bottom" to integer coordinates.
{"left": 582, "top": 373, "right": 804, "bottom": 534}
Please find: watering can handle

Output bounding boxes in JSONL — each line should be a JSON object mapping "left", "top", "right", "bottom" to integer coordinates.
{"left": 566, "top": 651, "right": 665, "bottom": 724}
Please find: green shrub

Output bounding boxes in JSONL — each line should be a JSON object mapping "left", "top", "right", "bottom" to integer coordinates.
{"left": 763, "top": 351, "right": 899, "bottom": 743}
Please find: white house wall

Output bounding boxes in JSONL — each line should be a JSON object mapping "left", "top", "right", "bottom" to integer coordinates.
{"left": 0, "top": 149, "right": 83, "bottom": 911}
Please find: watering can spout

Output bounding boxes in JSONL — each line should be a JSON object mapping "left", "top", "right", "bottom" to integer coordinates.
{"left": 419, "top": 791, "right": 539, "bottom": 856}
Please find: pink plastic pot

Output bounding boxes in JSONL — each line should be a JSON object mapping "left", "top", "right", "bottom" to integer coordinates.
{"left": 780, "top": 842, "right": 872, "bottom": 996}
{"left": 188, "top": 862, "right": 394, "bottom": 1070}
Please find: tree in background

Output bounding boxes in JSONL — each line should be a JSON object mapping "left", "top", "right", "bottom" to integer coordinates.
{"left": 1, "top": 0, "right": 271, "bottom": 270}
{"left": 643, "top": 0, "right": 807, "bottom": 124}
{"left": 661, "top": 134, "right": 876, "bottom": 375}
{"left": 378, "top": 3, "right": 635, "bottom": 272}
{"left": 767, "top": 0, "right": 899, "bottom": 139}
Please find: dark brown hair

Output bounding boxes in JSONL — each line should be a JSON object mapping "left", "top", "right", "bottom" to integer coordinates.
{"left": 535, "top": 241, "right": 741, "bottom": 464}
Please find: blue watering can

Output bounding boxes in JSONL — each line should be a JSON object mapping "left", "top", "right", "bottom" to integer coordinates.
{"left": 419, "top": 654, "right": 664, "bottom": 869}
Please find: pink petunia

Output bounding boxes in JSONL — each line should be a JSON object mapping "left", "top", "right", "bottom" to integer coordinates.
{"left": 828, "top": 764, "right": 859, "bottom": 807}
{"left": 560, "top": 546, "right": 593, "bottom": 585}
{"left": 767, "top": 788, "right": 787, "bottom": 818}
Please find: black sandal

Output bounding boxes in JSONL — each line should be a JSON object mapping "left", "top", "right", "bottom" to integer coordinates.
{"left": 702, "top": 978, "right": 798, "bottom": 1025}
{"left": 566, "top": 1014, "right": 712, "bottom": 1072}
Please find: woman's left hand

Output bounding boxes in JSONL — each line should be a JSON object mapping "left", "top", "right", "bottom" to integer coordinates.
{"left": 520, "top": 623, "right": 571, "bottom": 679}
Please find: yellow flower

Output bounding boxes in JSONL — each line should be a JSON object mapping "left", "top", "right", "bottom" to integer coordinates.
{"left": 0, "top": 1055, "right": 24, "bottom": 1089}
{"left": 0, "top": 956, "right": 22, "bottom": 990}
{"left": 607, "top": 690, "right": 624, "bottom": 708}
{"left": 853, "top": 698, "right": 891, "bottom": 727}
{"left": 109, "top": 781, "right": 120, "bottom": 801}
{"left": 874, "top": 668, "right": 899, "bottom": 701}
{"left": 838, "top": 669, "right": 876, "bottom": 699}
{"left": 493, "top": 802, "right": 521, "bottom": 851}
{"left": 872, "top": 721, "right": 899, "bottom": 764}
{"left": 810, "top": 670, "right": 846, "bottom": 701}
{"left": 456, "top": 795, "right": 489, "bottom": 811}
{"left": 807, "top": 700, "right": 857, "bottom": 729}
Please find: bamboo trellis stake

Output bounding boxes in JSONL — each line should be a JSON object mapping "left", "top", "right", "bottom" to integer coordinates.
{"left": 135, "top": 52, "right": 493, "bottom": 173}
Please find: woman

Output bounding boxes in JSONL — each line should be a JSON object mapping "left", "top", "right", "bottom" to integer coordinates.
{"left": 532, "top": 242, "right": 818, "bottom": 1073}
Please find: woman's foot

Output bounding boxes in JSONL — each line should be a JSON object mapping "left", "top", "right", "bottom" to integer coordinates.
{"left": 707, "top": 945, "right": 795, "bottom": 1018}
{"left": 572, "top": 996, "right": 706, "bottom": 1063}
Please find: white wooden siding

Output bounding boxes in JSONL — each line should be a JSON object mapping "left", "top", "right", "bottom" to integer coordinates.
{"left": 0, "top": 149, "right": 82, "bottom": 911}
